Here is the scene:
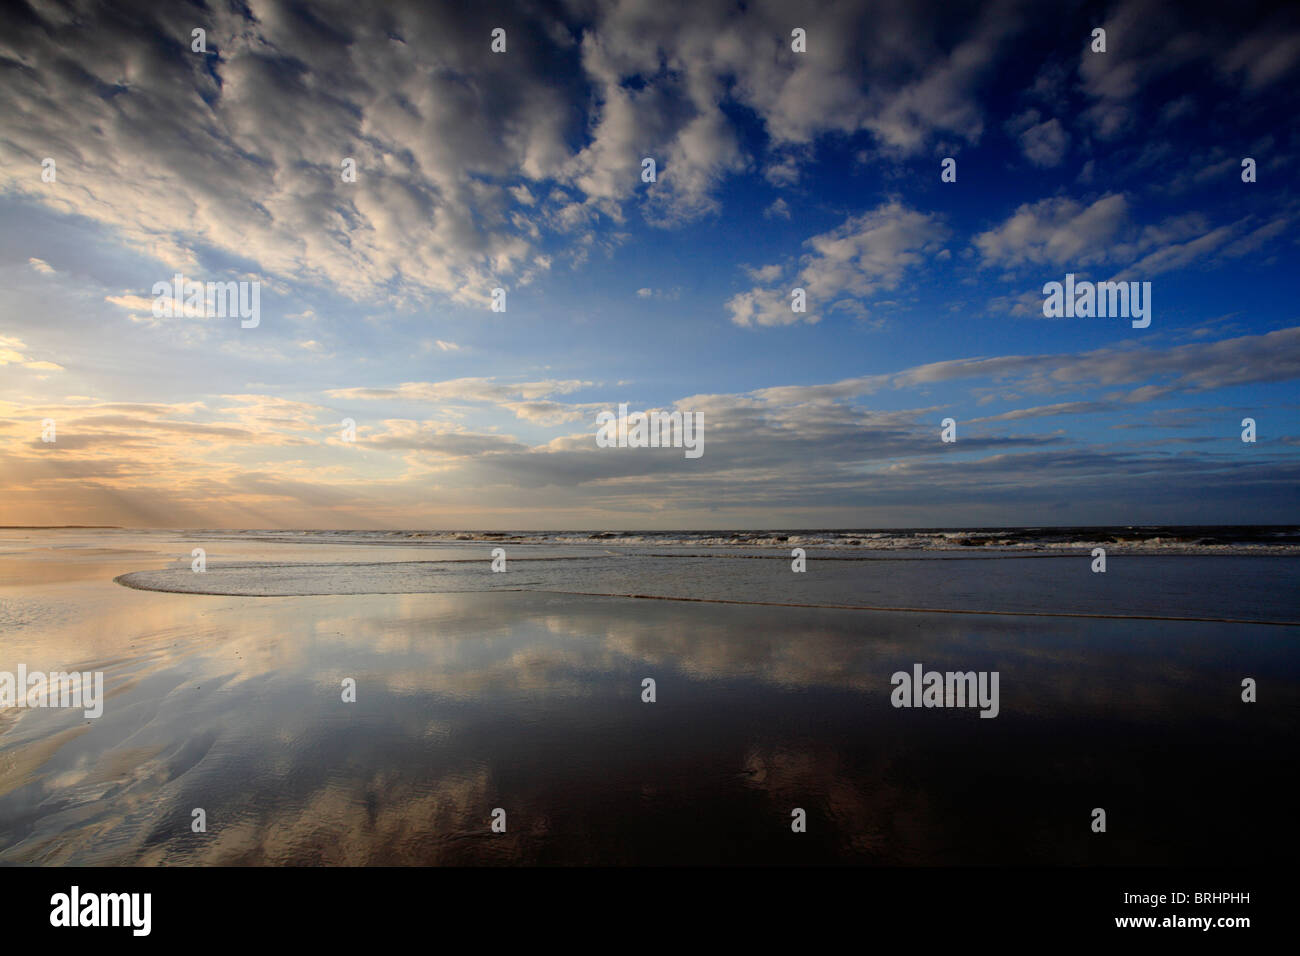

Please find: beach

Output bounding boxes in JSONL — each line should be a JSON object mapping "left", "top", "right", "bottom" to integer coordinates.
{"left": 1, "top": 528, "right": 1297, "bottom": 865}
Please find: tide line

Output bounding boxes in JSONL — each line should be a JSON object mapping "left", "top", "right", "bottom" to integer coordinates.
{"left": 545, "top": 590, "right": 1300, "bottom": 626}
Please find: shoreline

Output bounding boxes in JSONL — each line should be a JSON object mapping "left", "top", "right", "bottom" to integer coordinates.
{"left": 107, "top": 571, "right": 1300, "bottom": 627}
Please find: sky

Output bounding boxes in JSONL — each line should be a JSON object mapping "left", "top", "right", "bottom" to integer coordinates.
{"left": 0, "top": 0, "right": 1297, "bottom": 529}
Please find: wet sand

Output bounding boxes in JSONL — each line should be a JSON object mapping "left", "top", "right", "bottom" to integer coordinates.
{"left": 1, "top": 531, "right": 1296, "bottom": 865}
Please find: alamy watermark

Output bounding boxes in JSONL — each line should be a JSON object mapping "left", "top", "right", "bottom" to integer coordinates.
{"left": 1042, "top": 273, "right": 1150, "bottom": 328}
{"left": 151, "top": 273, "right": 260, "bottom": 327}
{"left": 891, "top": 663, "right": 1000, "bottom": 718}
{"left": 1, "top": 665, "right": 104, "bottom": 718}
{"left": 50, "top": 886, "right": 150, "bottom": 936}
{"left": 595, "top": 403, "right": 704, "bottom": 459}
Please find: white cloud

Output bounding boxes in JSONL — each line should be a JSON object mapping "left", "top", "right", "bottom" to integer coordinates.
{"left": 764, "top": 198, "right": 792, "bottom": 220}
{"left": 727, "top": 287, "right": 808, "bottom": 328}
{"left": 730, "top": 201, "right": 947, "bottom": 327}
{"left": 1017, "top": 117, "right": 1069, "bottom": 167}
{"left": 744, "top": 264, "right": 783, "bottom": 283}
{"left": 0, "top": 335, "right": 63, "bottom": 371}
{"left": 799, "top": 202, "right": 948, "bottom": 300}
{"left": 973, "top": 195, "right": 1128, "bottom": 268}
{"left": 326, "top": 378, "right": 592, "bottom": 404}
{"left": 633, "top": 287, "right": 680, "bottom": 301}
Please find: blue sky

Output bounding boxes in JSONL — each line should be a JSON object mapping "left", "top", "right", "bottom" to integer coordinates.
{"left": 0, "top": 0, "right": 1297, "bottom": 528}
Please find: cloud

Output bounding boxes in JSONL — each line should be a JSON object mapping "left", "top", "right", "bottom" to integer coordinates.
{"left": 764, "top": 198, "right": 792, "bottom": 220}
{"left": 1111, "top": 224, "right": 1236, "bottom": 280}
{"left": 1220, "top": 217, "right": 1292, "bottom": 259}
{"left": 763, "top": 153, "right": 804, "bottom": 187}
{"left": 743, "top": 264, "right": 783, "bottom": 283}
{"left": 750, "top": 326, "right": 1300, "bottom": 402}
{"left": 364, "top": 421, "right": 528, "bottom": 457}
{"left": 1218, "top": 22, "right": 1300, "bottom": 90}
{"left": 633, "top": 287, "right": 679, "bottom": 300}
{"left": 731, "top": 201, "right": 947, "bottom": 326}
{"left": 3, "top": 322, "right": 1298, "bottom": 526}
{"left": 0, "top": 0, "right": 1046, "bottom": 311}
{"left": 326, "top": 378, "right": 592, "bottom": 404}
{"left": 0, "top": 1, "right": 583, "bottom": 306}
{"left": 502, "top": 401, "right": 607, "bottom": 426}
{"left": 0, "top": 0, "right": 1296, "bottom": 529}
{"left": 1017, "top": 117, "right": 1069, "bottom": 167}
{"left": 105, "top": 294, "right": 157, "bottom": 312}
{"left": 727, "top": 287, "right": 807, "bottom": 328}
{"left": 0, "top": 335, "right": 63, "bottom": 371}
{"left": 1078, "top": 0, "right": 1300, "bottom": 137}
{"left": 974, "top": 195, "right": 1128, "bottom": 268}
{"left": 800, "top": 202, "right": 948, "bottom": 299}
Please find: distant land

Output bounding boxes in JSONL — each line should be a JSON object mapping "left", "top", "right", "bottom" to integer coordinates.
{"left": 0, "top": 525, "right": 123, "bottom": 529}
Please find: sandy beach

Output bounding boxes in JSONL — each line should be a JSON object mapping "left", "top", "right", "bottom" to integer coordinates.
{"left": 1, "top": 528, "right": 1295, "bottom": 865}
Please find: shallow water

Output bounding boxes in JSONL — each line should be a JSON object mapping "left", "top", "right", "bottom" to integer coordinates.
{"left": 1, "top": 530, "right": 1296, "bottom": 864}
{"left": 115, "top": 550, "right": 1300, "bottom": 623}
